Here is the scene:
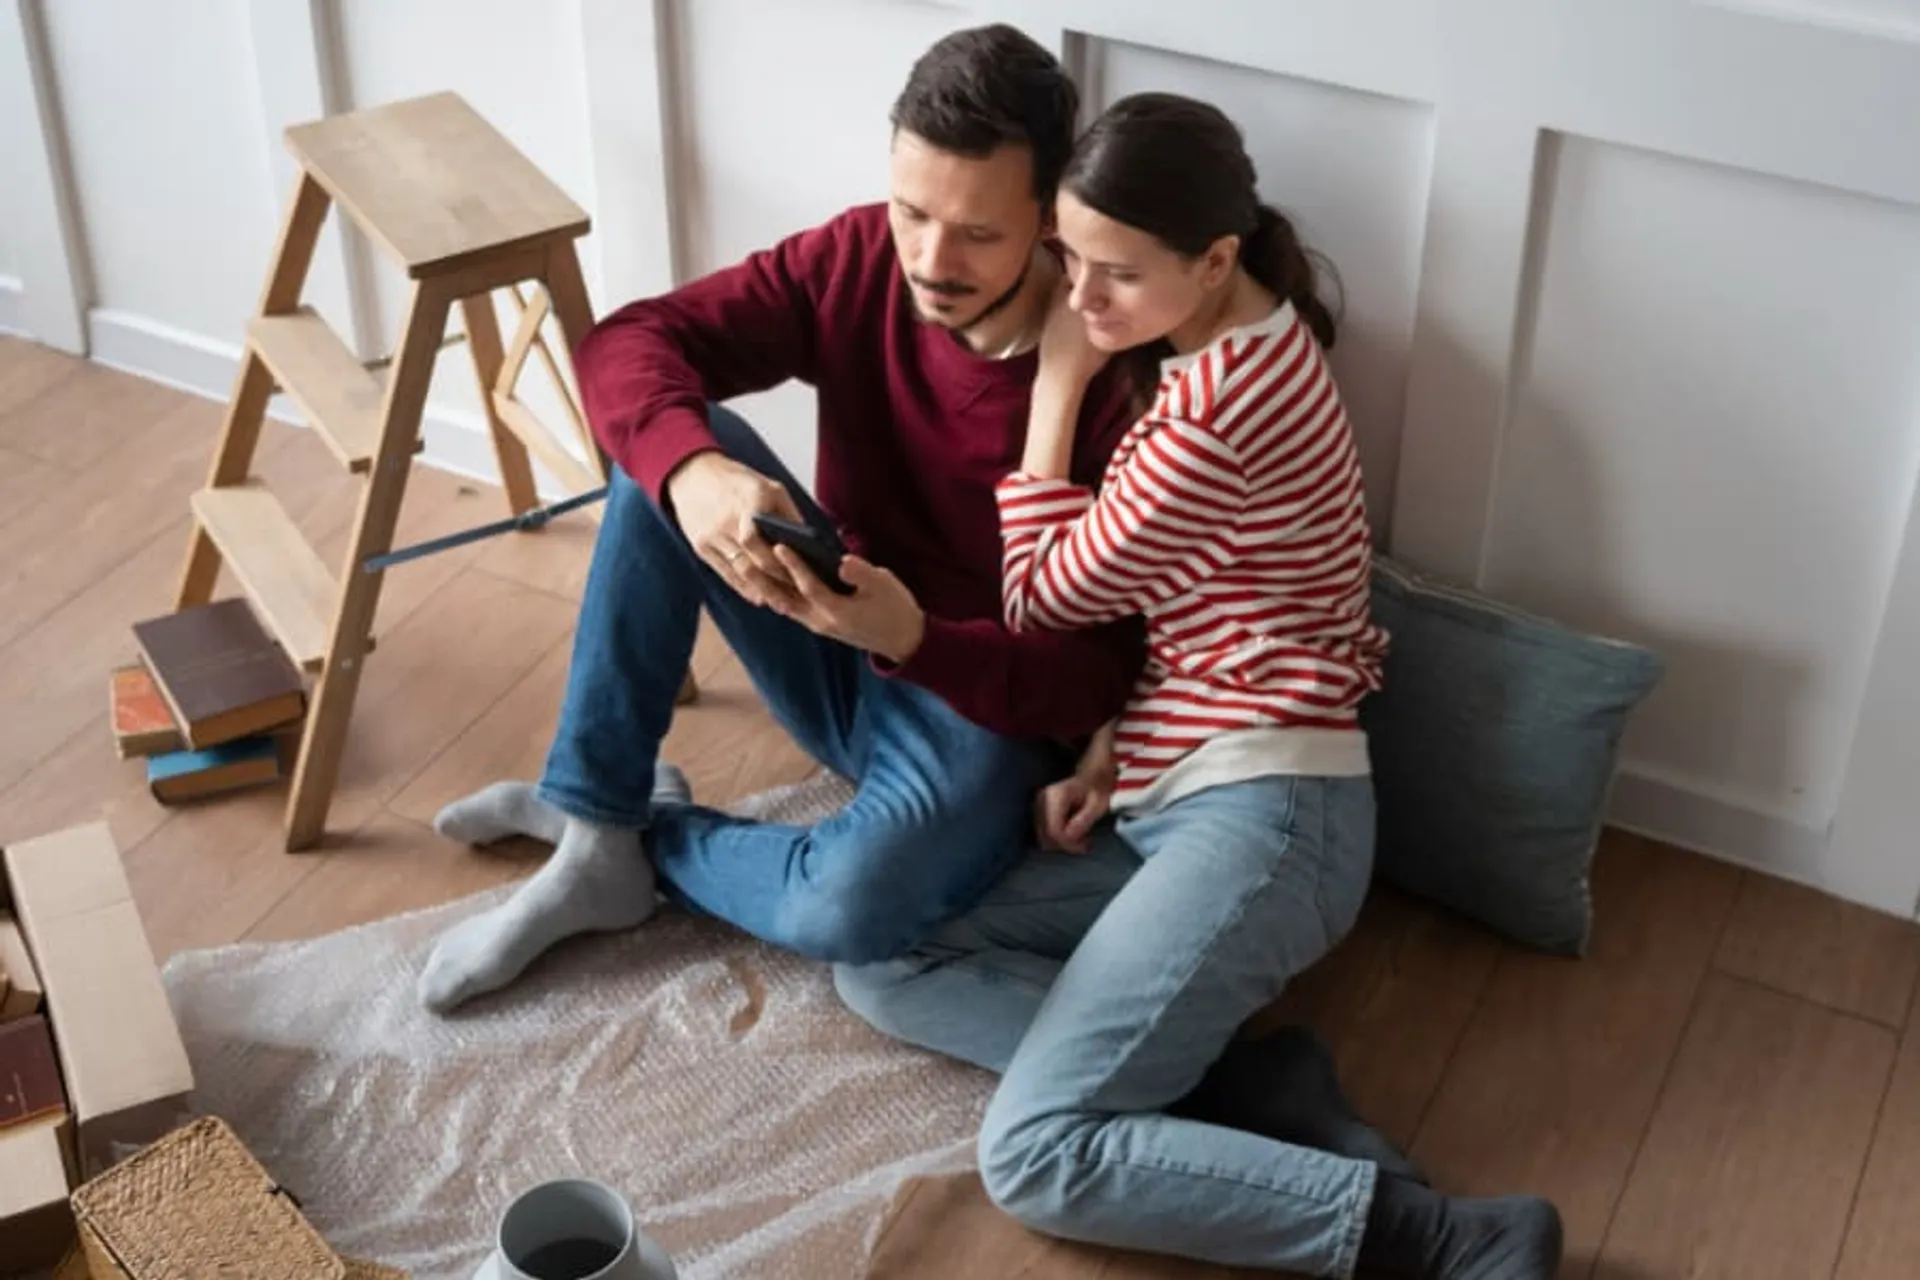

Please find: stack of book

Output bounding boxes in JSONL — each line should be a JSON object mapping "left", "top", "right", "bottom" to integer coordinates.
{"left": 111, "top": 599, "right": 307, "bottom": 804}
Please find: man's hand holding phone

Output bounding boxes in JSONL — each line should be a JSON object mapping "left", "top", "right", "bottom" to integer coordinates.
{"left": 757, "top": 515, "right": 926, "bottom": 665}
{"left": 771, "top": 546, "right": 926, "bottom": 663}
{"left": 665, "top": 452, "right": 807, "bottom": 609}
{"left": 665, "top": 451, "right": 926, "bottom": 663}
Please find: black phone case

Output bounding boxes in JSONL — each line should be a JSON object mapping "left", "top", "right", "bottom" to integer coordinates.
{"left": 753, "top": 513, "right": 853, "bottom": 594}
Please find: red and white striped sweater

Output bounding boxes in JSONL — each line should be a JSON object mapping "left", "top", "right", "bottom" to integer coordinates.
{"left": 996, "top": 303, "right": 1388, "bottom": 811}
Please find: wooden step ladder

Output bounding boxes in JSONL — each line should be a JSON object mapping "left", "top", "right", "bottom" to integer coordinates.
{"left": 176, "top": 90, "right": 673, "bottom": 852}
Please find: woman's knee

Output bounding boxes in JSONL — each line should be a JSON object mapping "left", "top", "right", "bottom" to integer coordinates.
{"left": 977, "top": 1090, "right": 1091, "bottom": 1234}
{"left": 831, "top": 959, "right": 918, "bottom": 1031}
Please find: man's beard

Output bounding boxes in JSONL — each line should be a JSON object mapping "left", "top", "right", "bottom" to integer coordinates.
{"left": 910, "top": 256, "right": 1033, "bottom": 339}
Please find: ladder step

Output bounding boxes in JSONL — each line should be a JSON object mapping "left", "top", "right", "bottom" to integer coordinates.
{"left": 190, "top": 483, "right": 340, "bottom": 672}
{"left": 248, "top": 308, "right": 391, "bottom": 473}
{"left": 491, "top": 390, "right": 601, "bottom": 495}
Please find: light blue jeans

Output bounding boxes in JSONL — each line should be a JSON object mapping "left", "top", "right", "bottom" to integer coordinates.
{"left": 836, "top": 774, "right": 1379, "bottom": 1278}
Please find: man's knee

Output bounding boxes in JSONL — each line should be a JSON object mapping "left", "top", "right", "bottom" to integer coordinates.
{"left": 704, "top": 401, "right": 798, "bottom": 497}
{"left": 705, "top": 400, "right": 756, "bottom": 450}
{"left": 776, "top": 874, "right": 926, "bottom": 963}
{"left": 776, "top": 819, "right": 1011, "bottom": 962}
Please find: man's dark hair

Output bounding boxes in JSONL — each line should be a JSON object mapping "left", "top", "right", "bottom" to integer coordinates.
{"left": 889, "top": 24, "right": 1079, "bottom": 203}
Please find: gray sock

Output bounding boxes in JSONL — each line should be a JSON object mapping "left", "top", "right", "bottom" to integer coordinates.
{"left": 433, "top": 768, "right": 691, "bottom": 846}
{"left": 434, "top": 781, "right": 568, "bottom": 846}
{"left": 651, "top": 762, "right": 691, "bottom": 807}
{"left": 1359, "top": 1175, "right": 1564, "bottom": 1279}
{"left": 418, "top": 766, "right": 692, "bottom": 1014}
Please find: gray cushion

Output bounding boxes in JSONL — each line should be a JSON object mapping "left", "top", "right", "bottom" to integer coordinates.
{"left": 1358, "top": 556, "right": 1664, "bottom": 955}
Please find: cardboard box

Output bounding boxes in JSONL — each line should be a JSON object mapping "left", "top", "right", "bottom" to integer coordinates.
{"left": 0, "top": 821, "right": 195, "bottom": 1269}
{"left": 1, "top": 910, "right": 43, "bottom": 1021}
{"left": 0, "top": 1116, "right": 76, "bottom": 1273}
{"left": 863, "top": 1173, "right": 1266, "bottom": 1279}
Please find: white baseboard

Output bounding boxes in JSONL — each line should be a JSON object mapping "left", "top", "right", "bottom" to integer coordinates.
{"left": 1604, "top": 763, "right": 1890, "bottom": 908}
{"left": 83, "top": 307, "right": 574, "bottom": 497}
{"left": 0, "top": 276, "right": 24, "bottom": 337}
{"left": 88, "top": 309, "right": 306, "bottom": 427}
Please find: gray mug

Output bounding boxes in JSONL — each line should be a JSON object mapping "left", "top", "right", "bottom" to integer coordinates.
{"left": 488, "top": 1178, "right": 677, "bottom": 1280}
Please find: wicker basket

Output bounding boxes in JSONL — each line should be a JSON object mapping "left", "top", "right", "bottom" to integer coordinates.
{"left": 69, "top": 1115, "right": 346, "bottom": 1280}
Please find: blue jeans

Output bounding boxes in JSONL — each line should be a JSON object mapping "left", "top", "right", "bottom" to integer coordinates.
{"left": 538, "top": 405, "right": 1058, "bottom": 962}
{"left": 836, "top": 775, "right": 1380, "bottom": 1278}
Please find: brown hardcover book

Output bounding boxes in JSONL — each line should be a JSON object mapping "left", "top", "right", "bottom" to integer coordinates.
{"left": 132, "top": 599, "right": 306, "bottom": 749}
{"left": 0, "top": 1013, "right": 67, "bottom": 1132}
{"left": 109, "top": 662, "right": 185, "bottom": 758}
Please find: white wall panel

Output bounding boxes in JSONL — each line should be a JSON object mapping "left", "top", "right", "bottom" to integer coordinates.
{"left": 1090, "top": 37, "right": 1434, "bottom": 538}
{"left": 1484, "top": 135, "right": 1920, "bottom": 830}
{"left": 667, "top": 0, "right": 974, "bottom": 482}
{"left": 1698, "top": 0, "right": 1920, "bottom": 39}
{"left": 335, "top": 0, "right": 600, "bottom": 446}
{"left": 38, "top": 0, "right": 273, "bottom": 345}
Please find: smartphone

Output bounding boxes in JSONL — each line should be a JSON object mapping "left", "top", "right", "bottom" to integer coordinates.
{"left": 752, "top": 512, "right": 854, "bottom": 595}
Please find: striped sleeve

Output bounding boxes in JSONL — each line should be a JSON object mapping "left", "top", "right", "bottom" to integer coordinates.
{"left": 996, "top": 418, "right": 1250, "bottom": 632}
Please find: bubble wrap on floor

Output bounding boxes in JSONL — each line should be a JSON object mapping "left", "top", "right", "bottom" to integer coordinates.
{"left": 158, "top": 773, "right": 994, "bottom": 1280}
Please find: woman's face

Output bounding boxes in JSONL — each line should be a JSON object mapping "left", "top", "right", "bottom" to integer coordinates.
{"left": 1054, "top": 190, "right": 1233, "bottom": 352}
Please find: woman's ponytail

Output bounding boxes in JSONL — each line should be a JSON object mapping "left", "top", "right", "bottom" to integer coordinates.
{"left": 1241, "top": 205, "right": 1338, "bottom": 350}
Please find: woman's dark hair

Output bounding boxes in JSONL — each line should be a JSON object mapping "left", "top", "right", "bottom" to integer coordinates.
{"left": 889, "top": 24, "right": 1080, "bottom": 204}
{"left": 1061, "top": 93, "right": 1340, "bottom": 398}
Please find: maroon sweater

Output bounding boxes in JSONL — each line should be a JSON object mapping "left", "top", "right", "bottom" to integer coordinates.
{"left": 573, "top": 203, "right": 1144, "bottom": 739}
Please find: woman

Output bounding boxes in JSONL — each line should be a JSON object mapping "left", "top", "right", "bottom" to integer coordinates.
{"left": 835, "top": 93, "right": 1563, "bottom": 1279}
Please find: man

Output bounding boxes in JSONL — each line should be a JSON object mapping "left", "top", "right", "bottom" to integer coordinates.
{"left": 418, "top": 24, "right": 1141, "bottom": 1014}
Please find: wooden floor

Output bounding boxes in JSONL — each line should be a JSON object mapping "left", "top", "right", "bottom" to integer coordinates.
{"left": 2, "top": 336, "right": 1918, "bottom": 1280}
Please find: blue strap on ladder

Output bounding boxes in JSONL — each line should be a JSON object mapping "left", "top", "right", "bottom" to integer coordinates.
{"left": 361, "top": 485, "right": 609, "bottom": 573}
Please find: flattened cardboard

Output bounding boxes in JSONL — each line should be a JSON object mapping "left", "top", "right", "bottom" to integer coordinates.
{"left": 2, "top": 822, "right": 194, "bottom": 1177}
{"left": 863, "top": 1173, "right": 1265, "bottom": 1280}
{"left": 0, "top": 910, "right": 43, "bottom": 1021}
{"left": 0, "top": 1114, "right": 77, "bottom": 1273}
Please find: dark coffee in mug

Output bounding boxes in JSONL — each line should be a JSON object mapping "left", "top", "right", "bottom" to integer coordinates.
{"left": 518, "top": 1237, "right": 622, "bottom": 1279}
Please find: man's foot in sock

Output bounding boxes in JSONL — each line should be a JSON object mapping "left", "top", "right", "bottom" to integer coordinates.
{"left": 435, "top": 767, "right": 692, "bottom": 847}
{"left": 651, "top": 762, "right": 692, "bottom": 807}
{"left": 1177, "top": 1027, "right": 1428, "bottom": 1184}
{"left": 434, "top": 781, "right": 566, "bottom": 846}
{"left": 1359, "top": 1173, "right": 1563, "bottom": 1279}
{"left": 418, "top": 817, "right": 654, "bottom": 1013}
{"left": 416, "top": 767, "right": 695, "bottom": 1013}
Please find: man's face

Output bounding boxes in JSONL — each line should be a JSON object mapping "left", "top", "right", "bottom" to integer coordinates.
{"left": 887, "top": 130, "right": 1046, "bottom": 332}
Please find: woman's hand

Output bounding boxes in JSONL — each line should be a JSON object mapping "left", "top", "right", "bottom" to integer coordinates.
{"left": 1036, "top": 275, "right": 1109, "bottom": 388}
{"left": 1021, "top": 280, "right": 1105, "bottom": 480}
{"left": 1035, "top": 774, "right": 1112, "bottom": 854}
{"left": 1035, "top": 719, "right": 1120, "bottom": 853}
